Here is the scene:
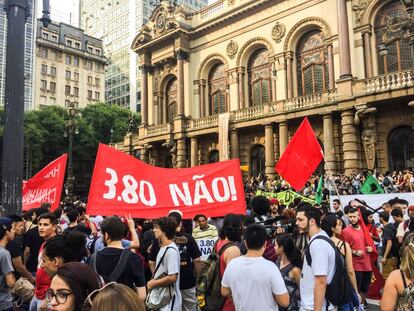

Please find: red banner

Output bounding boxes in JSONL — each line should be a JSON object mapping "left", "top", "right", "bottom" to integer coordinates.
{"left": 87, "top": 144, "right": 246, "bottom": 218}
{"left": 22, "top": 154, "right": 68, "bottom": 211}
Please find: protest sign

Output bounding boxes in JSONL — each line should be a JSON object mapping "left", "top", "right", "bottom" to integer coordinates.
{"left": 87, "top": 144, "right": 246, "bottom": 218}
{"left": 256, "top": 190, "right": 316, "bottom": 206}
{"left": 22, "top": 154, "right": 68, "bottom": 211}
{"left": 197, "top": 238, "right": 218, "bottom": 261}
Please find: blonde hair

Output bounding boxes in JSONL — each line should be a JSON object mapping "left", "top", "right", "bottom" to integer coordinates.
{"left": 90, "top": 283, "right": 145, "bottom": 311}
{"left": 401, "top": 233, "right": 414, "bottom": 280}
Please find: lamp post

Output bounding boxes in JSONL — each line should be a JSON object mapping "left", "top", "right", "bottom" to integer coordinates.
{"left": 64, "top": 102, "right": 79, "bottom": 201}
{"left": 1, "top": 0, "right": 50, "bottom": 215}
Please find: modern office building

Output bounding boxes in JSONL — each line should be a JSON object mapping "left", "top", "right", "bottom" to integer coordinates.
{"left": 0, "top": 0, "right": 37, "bottom": 110}
{"left": 34, "top": 20, "right": 106, "bottom": 110}
{"left": 79, "top": 0, "right": 208, "bottom": 112}
{"left": 115, "top": 0, "right": 414, "bottom": 176}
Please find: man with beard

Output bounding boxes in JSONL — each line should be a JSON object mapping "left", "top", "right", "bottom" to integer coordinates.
{"left": 342, "top": 207, "right": 373, "bottom": 306}
{"left": 295, "top": 204, "right": 336, "bottom": 311}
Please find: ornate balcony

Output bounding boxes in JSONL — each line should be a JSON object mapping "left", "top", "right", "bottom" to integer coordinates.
{"left": 363, "top": 70, "right": 414, "bottom": 94}
{"left": 186, "top": 115, "right": 219, "bottom": 130}
{"left": 282, "top": 93, "right": 323, "bottom": 112}
{"left": 233, "top": 105, "right": 265, "bottom": 121}
{"left": 146, "top": 123, "right": 170, "bottom": 137}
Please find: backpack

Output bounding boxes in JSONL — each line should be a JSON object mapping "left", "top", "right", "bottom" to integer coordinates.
{"left": 90, "top": 249, "right": 131, "bottom": 283}
{"left": 196, "top": 241, "right": 235, "bottom": 311}
{"left": 305, "top": 235, "right": 353, "bottom": 307}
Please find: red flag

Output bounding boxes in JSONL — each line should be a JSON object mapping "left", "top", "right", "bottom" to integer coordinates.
{"left": 22, "top": 154, "right": 68, "bottom": 211}
{"left": 357, "top": 208, "right": 385, "bottom": 299}
{"left": 275, "top": 117, "right": 323, "bottom": 190}
{"left": 87, "top": 144, "right": 246, "bottom": 218}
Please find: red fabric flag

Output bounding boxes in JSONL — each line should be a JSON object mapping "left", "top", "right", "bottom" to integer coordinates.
{"left": 358, "top": 208, "right": 385, "bottom": 300}
{"left": 22, "top": 154, "right": 68, "bottom": 211}
{"left": 275, "top": 117, "right": 323, "bottom": 190}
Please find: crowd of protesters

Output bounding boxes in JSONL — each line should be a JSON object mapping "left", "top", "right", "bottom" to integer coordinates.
{"left": 0, "top": 182, "right": 413, "bottom": 310}
{"left": 244, "top": 169, "right": 414, "bottom": 202}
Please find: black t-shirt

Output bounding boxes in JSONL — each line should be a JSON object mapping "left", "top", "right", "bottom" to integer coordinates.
{"left": 6, "top": 239, "right": 22, "bottom": 279}
{"left": 149, "top": 232, "right": 201, "bottom": 290}
{"left": 382, "top": 223, "right": 399, "bottom": 258}
{"left": 23, "top": 227, "right": 44, "bottom": 272}
{"left": 64, "top": 225, "right": 92, "bottom": 236}
{"left": 95, "top": 247, "right": 145, "bottom": 289}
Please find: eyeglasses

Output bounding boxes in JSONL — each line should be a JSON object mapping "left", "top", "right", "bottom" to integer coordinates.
{"left": 83, "top": 282, "right": 117, "bottom": 307}
{"left": 45, "top": 289, "right": 73, "bottom": 304}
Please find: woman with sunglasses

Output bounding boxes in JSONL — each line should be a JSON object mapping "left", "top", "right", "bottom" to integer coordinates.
{"left": 45, "top": 262, "right": 101, "bottom": 311}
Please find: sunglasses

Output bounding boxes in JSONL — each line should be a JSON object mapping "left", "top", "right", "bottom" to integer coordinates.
{"left": 83, "top": 282, "right": 117, "bottom": 307}
{"left": 45, "top": 289, "right": 74, "bottom": 305}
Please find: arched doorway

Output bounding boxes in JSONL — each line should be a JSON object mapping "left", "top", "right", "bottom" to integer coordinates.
{"left": 388, "top": 126, "right": 414, "bottom": 170}
{"left": 208, "top": 150, "right": 219, "bottom": 163}
{"left": 251, "top": 144, "right": 265, "bottom": 178}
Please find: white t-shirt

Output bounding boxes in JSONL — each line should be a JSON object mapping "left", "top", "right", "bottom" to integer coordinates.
{"left": 300, "top": 230, "right": 336, "bottom": 310}
{"left": 154, "top": 243, "right": 182, "bottom": 311}
{"left": 222, "top": 256, "right": 287, "bottom": 311}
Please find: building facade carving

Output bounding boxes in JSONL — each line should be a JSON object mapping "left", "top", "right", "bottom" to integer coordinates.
{"left": 118, "top": 0, "right": 414, "bottom": 176}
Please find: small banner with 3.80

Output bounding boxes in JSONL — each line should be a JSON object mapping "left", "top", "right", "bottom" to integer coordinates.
{"left": 87, "top": 144, "right": 246, "bottom": 219}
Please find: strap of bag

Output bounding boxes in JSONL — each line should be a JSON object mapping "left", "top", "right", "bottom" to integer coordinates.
{"left": 152, "top": 246, "right": 173, "bottom": 279}
{"left": 91, "top": 251, "right": 98, "bottom": 273}
{"left": 305, "top": 235, "right": 336, "bottom": 266}
{"left": 109, "top": 249, "right": 131, "bottom": 282}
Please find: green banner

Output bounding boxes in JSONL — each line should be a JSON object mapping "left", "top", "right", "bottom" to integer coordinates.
{"left": 255, "top": 190, "right": 316, "bottom": 206}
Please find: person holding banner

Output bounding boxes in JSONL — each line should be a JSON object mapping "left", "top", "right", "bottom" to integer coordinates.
{"left": 192, "top": 214, "right": 218, "bottom": 261}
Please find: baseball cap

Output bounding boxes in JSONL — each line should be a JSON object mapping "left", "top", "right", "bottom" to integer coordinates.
{"left": 0, "top": 217, "right": 13, "bottom": 232}
{"left": 269, "top": 198, "right": 279, "bottom": 205}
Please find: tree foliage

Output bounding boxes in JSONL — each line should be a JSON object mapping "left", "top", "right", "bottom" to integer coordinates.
{"left": 0, "top": 103, "right": 140, "bottom": 198}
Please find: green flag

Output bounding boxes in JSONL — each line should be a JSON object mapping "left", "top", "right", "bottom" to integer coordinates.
{"left": 315, "top": 176, "right": 324, "bottom": 204}
{"left": 360, "top": 175, "right": 384, "bottom": 194}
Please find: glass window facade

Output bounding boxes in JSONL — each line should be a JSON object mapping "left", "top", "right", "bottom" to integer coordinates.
{"left": 80, "top": 0, "right": 208, "bottom": 111}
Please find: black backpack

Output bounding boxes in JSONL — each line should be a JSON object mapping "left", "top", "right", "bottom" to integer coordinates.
{"left": 304, "top": 235, "right": 353, "bottom": 307}
{"left": 90, "top": 249, "right": 131, "bottom": 283}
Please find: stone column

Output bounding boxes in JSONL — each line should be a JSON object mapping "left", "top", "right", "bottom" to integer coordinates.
{"left": 341, "top": 110, "right": 359, "bottom": 174}
{"left": 162, "top": 96, "right": 167, "bottom": 124}
{"left": 140, "top": 65, "right": 149, "bottom": 125}
{"left": 200, "top": 79, "right": 206, "bottom": 117}
{"left": 271, "top": 61, "right": 277, "bottom": 101}
{"left": 265, "top": 124, "right": 276, "bottom": 179}
{"left": 230, "top": 129, "right": 239, "bottom": 159}
{"left": 176, "top": 138, "right": 187, "bottom": 168}
{"left": 237, "top": 68, "right": 245, "bottom": 109}
{"left": 190, "top": 137, "right": 198, "bottom": 167}
{"left": 323, "top": 114, "right": 336, "bottom": 171}
{"left": 337, "top": 0, "right": 352, "bottom": 78}
{"left": 177, "top": 50, "right": 188, "bottom": 117}
{"left": 279, "top": 121, "right": 288, "bottom": 156}
{"left": 327, "top": 44, "right": 335, "bottom": 90}
{"left": 286, "top": 55, "right": 293, "bottom": 98}
{"left": 362, "top": 31, "right": 373, "bottom": 78}
{"left": 158, "top": 95, "right": 163, "bottom": 125}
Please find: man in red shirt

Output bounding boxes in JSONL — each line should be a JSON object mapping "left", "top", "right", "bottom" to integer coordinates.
{"left": 29, "top": 212, "right": 57, "bottom": 311}
{"left": 342, "top": 207, "right": 373, "bottom": 306}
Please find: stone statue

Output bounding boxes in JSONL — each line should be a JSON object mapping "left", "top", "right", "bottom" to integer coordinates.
{"left": 162, "top": 139, "right": 177, "bottom": 168}
{"left": 127, "top": 114, "right": 138, "bottom": 134}
{"left": 361, "top": 114, "right": 377, "bottom": 170}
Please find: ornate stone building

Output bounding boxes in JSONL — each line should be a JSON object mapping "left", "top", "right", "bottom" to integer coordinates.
{"left": 119, "top": 0, "right": 414, "bottom": 178}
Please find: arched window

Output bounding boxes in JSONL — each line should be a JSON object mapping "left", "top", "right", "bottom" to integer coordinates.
{"left": 166, "top": 78, "right": 177, "bottom": 122}
{"left": 250, "top": 145, "right": 265, "bottom": 178}
{"left": 375, "top": 2, "right": 411, "bottom": 74}
{"left": 248, "top": 49, "right": 272, "bottom": 106}
{"left": 388, "top": 126, "right": 414, "bottom": 171}
{"left": 208, "top": 150, "right": 219, "bottom": 163}
{"left": 208, "top": 63, "right": 227, "bottom": 115}
{"left": 297, "top": 30, "right": 329, "bottom": 96}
